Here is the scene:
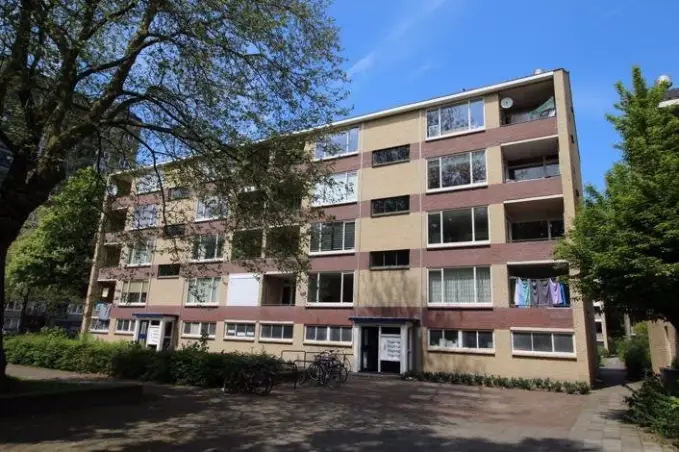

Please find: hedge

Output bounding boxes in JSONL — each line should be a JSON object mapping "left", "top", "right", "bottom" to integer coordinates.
{"left": 626, "top": 375, "right": 679, "bottom": 445}
{"left": 4, "top": 330, "right": 281, "bottom": 388}
{"left": 401, "top": 370, "right": 590, "bottom": 395}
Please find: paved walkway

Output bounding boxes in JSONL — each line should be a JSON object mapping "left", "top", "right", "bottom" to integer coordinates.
{"left": 1, "top": 365, "right": 675, "bottom": 451}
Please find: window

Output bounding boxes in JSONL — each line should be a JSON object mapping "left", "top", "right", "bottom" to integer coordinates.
{"left": 231, "top": 229, "right": 263, "bottom": 260}
{"left": 309, "top": 221, "right": 355, "bottom": 253}
{"left": 313, "top": 171, "right": 357, "bottom": 206}
{"left": 135, "top": 173, "right": 163, "bottom": 194}
{"left": 225, "top": 322, "right": 256, "bottom": 340}
{"left": 158, "top": 264, "right": 180, "bottom": 278}
{"left": 428, "top": 207, "right": 489, "bottom": 246}
{"left": 507, "top": 156, "right": 560, "bottom": 182}
{"left": 186, "top": 277, "right": 220, "bottom": 305}
{"left": 191, "top": 234, "right": 224, "bottom": 261}
{"left": 315, "top": 128, "right": 359, "bottom": 159}
{"left": 510, "top": 220, "right": 564, "bottom": 242}
{"left": 371, "top": 195, "right": 410, "bottom": 216}
{"left": 305, "top": 325, "right": 353, "bottom": 344}
{"left": 427, "top": 150, "right": 486, "bottom": 191}
{"left": 372, "top": 145, "right": 410, "bottom": 166}
{"left": 260, "top": 323, "right": 294, "bottom": 341}
{"left": 163, "top": 224, "right": 186, "bottom": 238}
{"left": 126, "top": 241, "right": 153, "bottom": 266}
{"left": 428, "top": 267, "right": 491, "bottom": 305}
{"left": 90, "top": 319, "right": 110, "bottom": 332}
{"left": 120, "top": 280, "right": 149, "bottom": 305}
{"left": 512, "top": 331, "right": 575, "bottom": 355}
{"left": 168, "top": 187, "right": 190, "bottom": 200}
{"left": 3, "top": 318, "right": 20, "bottom": 331}
{"left": 183, "top": 321, "right": 217, "bottom": 338}
{"left": 429, "top": 329, "right": 494, "bottom": 350}
{"left": 195, "top": 196, "right": 228, "bottom": 221}
{"left": 226, "top": 273, "right": 261, "bottom": 306}
{"left": 426, "top": 99, "right": 484, "bottom": 138}
{"left": 67, "top": 304, "right": 84, "bottom": 315}
{"left": 5, "top": 301, "right": 20, "bottom": 311}
{"left": 370, "top": 250, "right": 410, "bottom": 269}
{"left": 308, "top": 272, "right": 354, "bottom": 304}
{"left": 115, "top": 319, "right": 136, "bottom": 334}
{"left": 131, "top": 205, "right": 158, "bottom": 229}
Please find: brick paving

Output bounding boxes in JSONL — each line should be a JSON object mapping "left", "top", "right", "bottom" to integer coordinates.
{"left": 1, "top": 364, "right": 674, "bottom": 451}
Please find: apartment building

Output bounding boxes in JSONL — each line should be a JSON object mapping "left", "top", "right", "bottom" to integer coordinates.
{"left": 82, "top": 68, "right": 597, "bottom": 384}
{"left": 3, "top": 301, "right": 84, "bottom": 334}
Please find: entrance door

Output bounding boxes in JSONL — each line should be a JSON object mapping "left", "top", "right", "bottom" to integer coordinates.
{"left": 137, "top": 320, "right": 149, "bottom": 347}
{"left": 379, "top": 326, "right": 402, "bottom": 374}
{"left": 162, "top": 321, "right": 174, "bottom": 351}
{"left": 361, "top": 327, "right": 379, "bottom": 372}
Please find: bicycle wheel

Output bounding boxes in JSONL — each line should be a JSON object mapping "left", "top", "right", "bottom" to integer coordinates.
{"left": 252, "top": 371, "right": 274, "bottom": 396}
{"left": 307, "top": 362, "right": 325, "bottom": 384}
{"left": 325, "top": 366, "right": 340, "bottom": 388}
{"left": 338, "top": 363, "right": 349, "bottom": 383}
{"left": 222, "top": 375, "right": 240, "bottom": 394}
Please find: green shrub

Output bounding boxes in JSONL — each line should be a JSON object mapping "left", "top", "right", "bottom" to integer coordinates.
{"left": 614, "top": 323, "right": 652, "bottom": 381}
{"left": 626, "top": 376, "right": 679, "bottom": 444}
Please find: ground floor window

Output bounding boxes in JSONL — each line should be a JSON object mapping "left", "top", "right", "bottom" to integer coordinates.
{"left": 511, "top": 331, "right": 574, "bottom": 355}
{"left": 115, "top": 319, "right": 136, "bottom": 334}
{"left": 225, "top": 322, "right": 255, "bottom": 340}
{"left": 2, "top": 318, "right": 20, "bottom": 330}
{"left": 182, "top": 321, "right": 216, "bottom": 339}
{"left": 90, "top": 319, "right": 110, "bottom": 332}
{"left": 260, "top": 323, "right": 293, "bottom": 341}
{"left": 428, "top": 329, "right": 494, "bottom": 351}
{"left": 305, "top": 325, "right": 352, "bottom": 344}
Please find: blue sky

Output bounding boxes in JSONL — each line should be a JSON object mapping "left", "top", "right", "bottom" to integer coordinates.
{"left": 329, "top": 0, "right": 679, "bottom": 189}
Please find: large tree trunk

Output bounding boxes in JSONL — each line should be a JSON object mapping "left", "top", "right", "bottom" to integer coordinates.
{"left": 0, "top": 243, "right": 9, "bottom": 393}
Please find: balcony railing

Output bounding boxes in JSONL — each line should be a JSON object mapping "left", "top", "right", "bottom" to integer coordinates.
{"left": 508, "top": 220, "right": 564, "bottom": 242}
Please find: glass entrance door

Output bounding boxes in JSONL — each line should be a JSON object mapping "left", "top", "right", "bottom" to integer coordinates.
{"left": 379, "top": 326, "right": 402, "bottom": 374}
{"left": 137, "top": 320, "right": 149, "bottom": 347}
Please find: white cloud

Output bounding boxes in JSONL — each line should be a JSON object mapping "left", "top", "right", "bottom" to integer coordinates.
{"left": 347, "top": 52, "right": 376, "bottom": 77}
{"left": 409, "top": 62, "right": 435, "bottom": 80}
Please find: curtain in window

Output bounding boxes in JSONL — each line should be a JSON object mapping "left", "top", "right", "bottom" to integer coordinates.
{"left": 429, "top": 270, "right": 442, "bottom": 303}
{"left": 445, "top": 268, "right": 475, "bottom": 303}
{"left": 475, "top": 267, "right": 491, "bottom": 303}
{"left": 344, "top": 222, "right": 355, "bottom": 249}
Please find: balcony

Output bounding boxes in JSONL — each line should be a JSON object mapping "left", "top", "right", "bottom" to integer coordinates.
{"left": 508, "top": 262, "right": 570, "bottom": 308}
{"left": 499, "top": 80, "right": 556, "bottom": 126}
{"left": 502, "top": 136, "right": 560, "bottom": 183}
{"left": 104, "top": 209, "right": 128, "bottom": 243}
{"left": 261, "top": 274, "right": 296, "bottom": 306}
{"left": 101, "top": 244, "right": 122, "bottom": 268}
{"left": 505, "top": 195, "right": 564, "bottom": 243}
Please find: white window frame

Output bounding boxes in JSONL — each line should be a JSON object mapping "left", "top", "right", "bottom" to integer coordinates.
{"left": 135, "top": 173, "right": 164, "bottom": 194}
{"left": 126, "top": 240, "right": 154, "bottom": 266}
{"left": 315, "top": 127, "right": 360, "bottom": 160}
{"left": 427, "top": 329, "right": 495, "bottom": 354}
{"left": 89, "top": 318, "right": 110, "bottom": 333}
{"left": 131, "top": 205, "right": 158, "bottom": 230}
{"left": 312, "top": 171, "right": 358, "bottom": 207}
{"left": 258, "top": 321, "right": 294, "bottom": 343}
{"left": 3, "top": 318, "right": 20, "bottom": 330}
{"left": 426, "top": 149, "right": 488, "bottom": 193}
{"left": 182, "top": 321, "right": 217, "bottom": 339}
{"left": 5, "top": 301, "right": 21, "bottom": 312}
{"left": 67, "top": 304, "right": 84, "bottom": 315}
{"left": 185, "top": 277, "right": 221, "bottom": 306}
{"left": 510, "top": 328, "right": 576, "bottom": 358}
{"left": 309, "top": 221, "right": 356, "bottom": 255}
{"left": 307, "top": 272, "right": 354, "bottom": 307}
{"left": 224, "top": 320, "right": 256, "bottom": 341}
{"left": 426, "top": 98, "right": 485, "bottom": 140}
{"left": 120, "top": 280, "right": 149, "bottom": 306}
{"left": 427, "top": 206, "right": 490, "bottom": 248}
{"left": 303, "top": 325, "right": 353, "bottom": 346}
{"left": 195, "top": 196, "right": 228, "bottom": 222}
{"left": 114, "top": 319, "right": 137, "bottom": 335}
{"left": 190, "top": 234, "right": 224, "bottom": 262}
{"left": 427, "top": 267, "right": 493, "bottom": 307}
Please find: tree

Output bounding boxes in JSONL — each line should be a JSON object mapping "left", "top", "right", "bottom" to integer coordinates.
{"left": 5, "top": 167, "right": 106, "bottom": 326}
{"left": 0, "top": 0, "right": 347, "bottom": 390}
{"left": 556, "top": 67, "right": 679, "bottom": 333}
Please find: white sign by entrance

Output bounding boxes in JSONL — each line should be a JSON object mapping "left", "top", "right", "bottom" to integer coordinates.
{"left": 380, "top": 334, "right": 401, "bottom": 362}
{"left": 147, "top": 325, "right": 161, "bottom": 346}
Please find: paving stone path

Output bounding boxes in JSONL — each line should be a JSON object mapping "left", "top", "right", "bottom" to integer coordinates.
{"left": 1, "top": 364, "right": 674, "bottom": 451}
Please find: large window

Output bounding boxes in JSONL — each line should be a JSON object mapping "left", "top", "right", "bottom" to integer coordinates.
{"left": 260, "top": 323, "right": 294, "bottom": 341}
{"left": 315, "top": 128, "right": 359, "bottom": 159}
{"left": 512, "top": 331, "right": 575, "bottom": 355}
{"left": 370, "top": 250, "right": 410, "bottom": 269}
{"left": 225, "top": 322, "right": 256, "bottom": 340}
{"left": 371, "top": 195, "right": 410, "bottom": 216}
{"left": 506, "top": 156, "right": 559, "bottom": 182}
{"left": 510, "top": 220, "right": 564, "bottom": 242}
{"left": 195, "top": 196, "right": 228, "bottom": 221}
{"left": 429, "top": 329, "right": 494, "bottom": 351}
{"left": 191, "top": 234, "right": 224, "bottom": 261}
{"left": 135, "top": 173, "right": 163, "bottom": 194}
{"left": 308, "top": 272, "right": 354, "bottom": 304}
{"left": 126, "top": 241, "right": 153, "bottom": 266}
{"left": 309, "top": 221, "right": 355, "bottom": 254}
{"left": 186, "top": 277, "right": 220, "bottom": 305}
{"left": 131, "top": 205, "right": 158, "bottom": 230}
{"left": 120, "top": 280, "right": 149, "bottom": 305}
{"left": 427, "top": 150, "right": 486, "bottom": 191}
{"left": 426, "top": 99, "right": 484, "bottom": 139}
{"left": 158, "top": 264, "right": 180, "bottom": 278}
{"left": 313, "top": 171, "right": 357, "bottom": 206}
{"left": 183, "top": 321, "right": 216, "bottom": 338}
{"left": 428, "top": 267, "right": 491, "bottom": 305}
{"left": 428, "top": 207, "right": 489, "bottom": 246}
{"left": 305, "top": 325, "right": 352, "bottom": 344}
{"left": 372, "top": 145, "right": 410, "bottom": 166}
{"left": 115, "top": 319, "right": 136, "bottom": 334}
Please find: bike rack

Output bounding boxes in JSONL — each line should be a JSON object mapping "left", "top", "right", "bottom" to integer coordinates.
{"left": 281, "top": 349, "right": 353, "bottom": 371}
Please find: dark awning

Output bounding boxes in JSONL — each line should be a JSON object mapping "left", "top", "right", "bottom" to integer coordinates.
{"left": 348, "top": 316, "right": 418, "bottom": 325}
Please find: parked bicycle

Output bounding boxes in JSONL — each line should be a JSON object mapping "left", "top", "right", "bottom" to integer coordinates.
{"left": 298, "top": 349, "right": 350, "bottom": 388}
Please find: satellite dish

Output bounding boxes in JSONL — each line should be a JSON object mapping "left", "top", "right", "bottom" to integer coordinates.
{"left": 500, "top": 97, "right": 514, "bottom": 109}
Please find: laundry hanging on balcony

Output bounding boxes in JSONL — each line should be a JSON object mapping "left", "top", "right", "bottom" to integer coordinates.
{"left": 94, "top": 303, "right": 111, "bottom": 320}
{"left": 512, "top": 277, "right": 569, "bottom": 307}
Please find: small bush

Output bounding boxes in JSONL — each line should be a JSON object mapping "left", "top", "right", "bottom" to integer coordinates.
{"left": 400, "top": 370, "right": 588, "bottom": 395}
{"left": 614, "top": 323, "right": 652, "bottom": 381}
{"left": 626, "top": 376, "right": 679, "bottom": 444}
